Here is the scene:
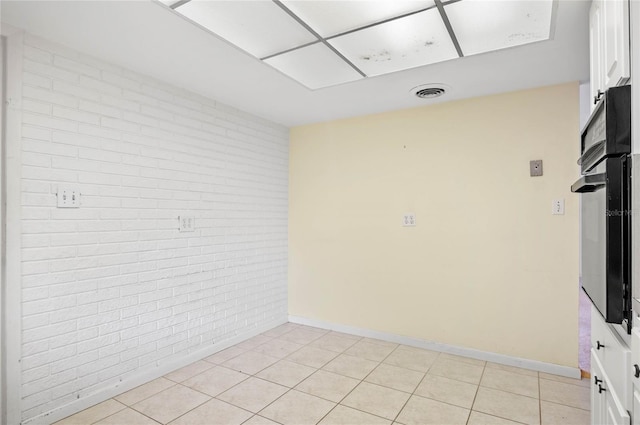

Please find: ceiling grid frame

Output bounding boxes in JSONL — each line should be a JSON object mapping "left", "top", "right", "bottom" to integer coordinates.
{"left": 161, "top": 0, "right": 555, "bottom": 90}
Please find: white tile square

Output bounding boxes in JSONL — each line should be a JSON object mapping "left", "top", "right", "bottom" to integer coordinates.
{"left": 341, "top": 382, "right": 410, "bottom": 420}
{"left": 217, "top": 377, "right": 288, "bottom": 413}
{"left": 414, "top": 374, "right": 478, "bottom": 409}
{"left": 164, "top": 361, "right": 214, "bottom": 383}
{"left": 295, "top": 370, "right": 360, "bottom": 402}
{"left": 539, "top": 378, "right": 590, "bottom": 410}
{"left": 115, "top": 378, "right": 175, "bottom": 406}
{"left": 286, "top": 345, "right": 339, "bottom": 368}
{"left": 383, "top": 346, "right": 438, "bottom": 372}
{"left": 318, "top": 405, "right": 391, "bottom": 425}
{"left": 473, "top": 387, "right": 540, "bottom": 425}
{"left": 182, "top": 366, "right": 249, "bottom": 396}
{"left": 204, "top": 346, "right": 246, "bottom": 364}
{"left": 132, "top": 385, "right": 210, "bottom": 424}
{"left": 344, "top": 340, "right": 396, "bottom": 362}
{"left": 169, "top": 398, "right": 252, "bottom": 425}
{"left": 256, "top": 360, "right": 316, "bottom": 387}
{"left": 93, "top": 408, "right": 159, "bottom": 425}
{"left": 396, "top": 395, "right": 469, "bottom": 425}
{"left": 259, "top": 390, "right": 335, "bottom": 425}
{"left": 322, "top": 354, "right": 378, "bottom": 380}
{"left": 253, "top": 339, "right": 303, "bottom": 359}
{"left": 480, "top": 367, "right": 538, "bottom": 398}
{"left": 54, "top": 400, "right": 127, "bottom": 425}
{"left": 222, "top": 351, "right": 280, "bottom": 375}
{"left": 428, "top": 357, "right": 484, "bottom": 384}
{"left": 365, "top": 363, "right": 424, "bottom": 393}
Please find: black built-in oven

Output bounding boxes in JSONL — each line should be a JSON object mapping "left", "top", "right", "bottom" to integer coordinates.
{"left": 571, "top": 85, "right": 632, "bottom": 332}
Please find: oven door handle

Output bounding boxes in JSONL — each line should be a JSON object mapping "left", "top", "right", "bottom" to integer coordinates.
{"left": 577, "top": 140, "right": 606, "bottom": 170}
{"left": 571, "top": 173, "right": 606, "bottom": 193}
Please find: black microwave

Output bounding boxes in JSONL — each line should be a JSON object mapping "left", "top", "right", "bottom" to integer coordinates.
{"left": 571, "top": 85, "right": 632, "bottom": 332}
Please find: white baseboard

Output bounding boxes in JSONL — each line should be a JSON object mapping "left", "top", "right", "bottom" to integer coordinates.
{"left": 25, "top": 317, "right": 288, "bottom": 425}
{"left": 289, "top": 315, "right": 581, "bottom": 379}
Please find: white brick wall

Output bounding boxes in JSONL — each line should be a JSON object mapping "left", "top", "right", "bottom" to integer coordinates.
{"left": 17, "top": 33, "right": 289, "bottom": 421}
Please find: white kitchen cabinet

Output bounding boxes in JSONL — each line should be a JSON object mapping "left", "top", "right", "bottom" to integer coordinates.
{"left": 594, "top": 351, "right": 608, "bottom": 425}
{"left": 592, "top": 351, "right": 631, "bottom": 425}
{"left": 633, "top": 390, "right": 640, "bottom": 425}
{"left": 591, "top": 307, "right": 632, "bottom": 425}
{"left": 589, "top": 0, "right": 630, "bottom": 110}
{"left": 592, "top": 306, "right": 632, "bottom": 409}
{"left": 631, "top": 329, "right": 640, "bottom": 425}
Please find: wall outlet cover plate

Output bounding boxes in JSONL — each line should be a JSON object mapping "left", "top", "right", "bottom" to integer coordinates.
{"left": 179, "top": 216, "right": 195, "bottom": 232}
{"left": 403, "top": 213, "right": 416, "bottom": 227}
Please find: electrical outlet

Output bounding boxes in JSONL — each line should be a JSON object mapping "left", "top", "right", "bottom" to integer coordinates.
{"left": 402, "top": 213, "right": 416, "bottom": 227}
{"left": 552, "top": 199, "right": 565, "bottom": 215}
{"left": 57, "top": 186, "right": 81, "bottom": 208}
{"left": 178, "top": 216, "right": 195, "bottom": 232}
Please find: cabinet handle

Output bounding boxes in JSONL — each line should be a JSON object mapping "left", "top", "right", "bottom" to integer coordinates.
{"left": 596, "top": 341, "right": 605, "bottom": 350}
{"left": 634, "top": 364, "right": 640, "bottom": 378}
{"left": 598, "top": 384, "right": 607, "bottom": 394}
{"left": 593, "top": 90, "right": 604, "bottom": 105}
{"left": 594, "top": 376, "right": 603, "bottom": 385}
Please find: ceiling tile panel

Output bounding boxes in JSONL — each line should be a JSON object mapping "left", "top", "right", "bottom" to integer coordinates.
{"left": 445, "top": 0, "right": 554, "bottom": 56}
{"left": 281, "top": 0, "right": 435, "bottom": 38}
{"left": 175, "top": 0, "right": 318, "bottom": 58}
{"left": 328, "top": 7, "right": 458, "bottom": 77}
{"left": 265, "top": 43, "right": 363, "bottom": 90}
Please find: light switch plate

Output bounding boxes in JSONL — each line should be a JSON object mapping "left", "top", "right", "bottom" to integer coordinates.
{"left": 57, "top": 186, "right": 80, "bottom": 208}
{"left": 178, "top": 216, "right": 195, "bottom": 232}
{"left": 530, "top": 160, "right": 543, "bottom": 177}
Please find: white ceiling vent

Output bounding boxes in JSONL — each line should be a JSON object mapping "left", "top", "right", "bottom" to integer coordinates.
{"left": 411, "top": 84, "right": 450, "bottom": 99}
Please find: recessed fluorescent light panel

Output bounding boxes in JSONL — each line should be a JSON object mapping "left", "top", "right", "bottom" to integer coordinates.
{"left": 328, "top": 6, "right": 457, "bottom": 76}
{"left": 166, "top": 0, "right": 555, "bottom": 90}
{"left": 445, "top": 0, "right": 554, "bottom": 56}
{"left": 265, "top": 43, "right": 364, "bottom": 90}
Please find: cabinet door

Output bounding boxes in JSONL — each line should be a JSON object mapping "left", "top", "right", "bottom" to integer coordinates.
{"left": 604, "top": 327, "right": 631, "bottom": 409}
{"left": 602, "top": 0, "right": 630, "bottom": 89}
{"left": 633, "top": 390, "right": 640, "bottom": 425}
{"left": 632, "top": 330, "right": 640, "bottom": 425}
{"left": 590, "top": 0, "right": 604, "bottom": 109}
{"left": 589, "top": 0, "right": 604, "bottom": 109}
{"left": 594, "top": 350, "right": 608, "bottom": 425}
{"left": 605, "top": 389, "right": 631, "bottom": 425}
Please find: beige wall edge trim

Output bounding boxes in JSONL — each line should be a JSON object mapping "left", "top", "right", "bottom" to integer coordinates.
{"left": 289, "top": 315, "right": 581, "bottom": 379}
{"left": 22, "top": 317, "right": 288, "bottom": 425}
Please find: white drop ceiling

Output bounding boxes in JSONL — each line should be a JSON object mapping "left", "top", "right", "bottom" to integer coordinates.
{"left": 166, "top": 0, "right": 554, "bottom": 90}
{"left": 0, "top": 0, "right": 590, "bottom": 127}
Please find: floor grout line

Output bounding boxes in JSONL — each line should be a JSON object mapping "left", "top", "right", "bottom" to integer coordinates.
{"left": 313, "top": 340, "right": 400, "bottom": 424}
{"left": 464, "top": 359, "right": 486, "bottom": 425}
{"left": 538, "top": 370, "right": 543, "bottom": 425}
{"left": 386, "top": 344, "right": 427, "bottom": 425}
{"left": 233, "top": 327, "right": 335, "bottom": 424}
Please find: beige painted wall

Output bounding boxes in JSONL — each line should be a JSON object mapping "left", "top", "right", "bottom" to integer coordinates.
{"left": 289, "top": 82, "right": 580, "bottom": 367}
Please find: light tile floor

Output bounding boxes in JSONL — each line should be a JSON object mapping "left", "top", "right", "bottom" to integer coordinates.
{"left": 55, "top": 323, "right": 590, "bottom": 425}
